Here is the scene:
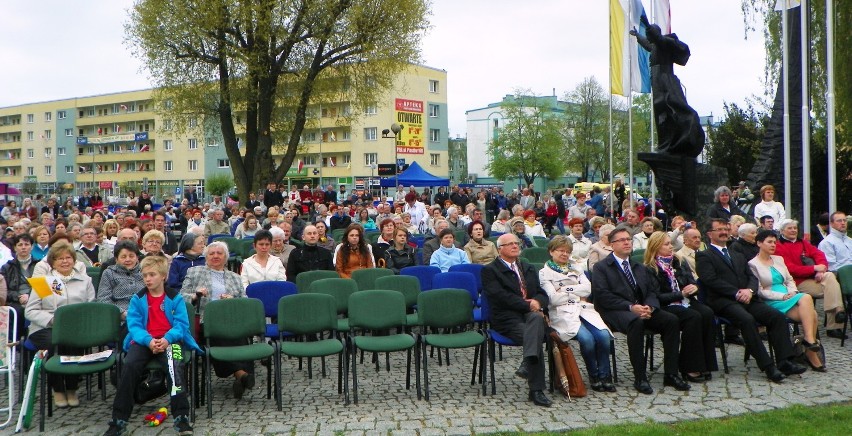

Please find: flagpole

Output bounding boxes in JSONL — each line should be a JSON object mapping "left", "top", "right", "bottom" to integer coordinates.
{"left": 801, "top": 0, "right": 811, "bottom": 234}
{"left": 318, "top": 103, "right": 323, "bottom": 189}
{"left": 649, "top": 0, "right": 656, "bottom": 213}
{"left": 782, "top": 0, "right": 792, "bottom": 214}
{"left": 627, "top": 0, "right": 634, "bottom": 211}
{"left": 608, "top": 0, "right": 614, "bottom": 219}
{"left": 826, "top": 0, "right": 837, "bottom": 212}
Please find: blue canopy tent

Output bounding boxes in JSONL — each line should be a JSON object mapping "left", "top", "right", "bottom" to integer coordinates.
{"left": 379, "top": 161, "right": 450, "bottom": 187}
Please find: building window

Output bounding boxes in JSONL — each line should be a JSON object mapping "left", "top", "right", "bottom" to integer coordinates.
{"left": 57, "top": 110, "right": 66, "bottom": 120}
{"left": 26, "top": 167, "right": 34, "bottom": 176}
{"left": 430, "top": 153, "right": 440, "bottom": 166}
{"left": 26, "top": 132, "right": 33, "bottom": 141}
{"left": 44, "top": 112, "right": 52, "bottom": 122}
{"left": 364, "top": 153, "right": 377, "bottom": 166}
{"left": 429, "top": 80, "right": 439, "bottom": 93}
{"left": 217, "top": 159, "right": 230, "bottom": 168}
{"left": 58, "top": 147, "right": 66, "bottom": 156}
{"left": 206, "top": 138, "right": 218, "bottom": 147}
{"left": 64, "top": 128, "right": 73, "bottom": 137}
{"left": 43, "top": 130, "right": 51, "bottom": 140}
{"left": 44, "top": 148, "right": 52, "bottom": 158}
{"left": 303, "top": 155, "right": 317, "bottom": 166}
{"left": 188, "top": 117, "right": 198, "bottom": 128}
{"left": 27, "top": 149, "right": 34, "bottom": 159}
{"left": 164, "top": 140, "right": 173, "bottom": 151}
{"left": 342, "top": 130, "right": 351, "bottom": 140}
{"left": 26, "top": 114, "right": 34, "bottom": 123}
{"left": 65, "top": 165, "right": 74, "bottom": 174}
{"left": 164, "top": 160, "right": 173, "bottom": 172}
{"left": 188, "top": 138, "right": 198, "bottom": 150}
{"left": 87, "top": 108, "right": 95, "bottom": 117}
{"left": 364, "top": 127, "right": 377, "bottom": 141}
{"left": 429, "top": 128, "right": 440, "bottom": 142}
{"left": 365, "top": 105, "right": 377, "bottom": 115}
{"left": 44, "top": 166, "right": 52, "bottom": 176}
{"left": 188, "top": 160, "right": 198, "bottom": 171}
{"left": 428, "top": 104, "right": 439, "bottom": 118}
{"left": 163, "top": 119, "right": 172, "bottom": 131}
{"left": 304, "top": 132, "right": 317, "bottom": 142}
{"left": 342, "top": 154, "right": 351, "bottom": 165}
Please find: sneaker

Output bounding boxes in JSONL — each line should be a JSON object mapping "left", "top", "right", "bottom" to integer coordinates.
{"left": 174, "top": 415, "right": 193, "bottom": 435}
{"left": 103, "top": 420, "right": 127, "bottom": 436}
{"left": 53, "top": 391, "right": 68, "bottom": 408}
{"left": 66, "top": 390, "right": 79, "bottom": 407}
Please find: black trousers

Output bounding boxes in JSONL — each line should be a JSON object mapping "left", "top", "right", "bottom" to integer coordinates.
{"left": 626, "top": 308, "right": 680, "bottom": 379}
{"left": 500, "top": 312, "right": 547, "bottom": 391}
{"left": 112, "top": 343, "right": 189, "bottom": 421}
{"left": 28, "top": 329, "right": 80, "bottom": 393}
{"left": 709, "top": 299, "right": 792, "bottom": 370}
{"left": 664, "top": 302, "right": 718, "bottom": 373}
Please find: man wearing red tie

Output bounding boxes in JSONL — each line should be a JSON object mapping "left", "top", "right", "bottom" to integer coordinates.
{"left": 482, "top": 234, "right": 551, "bottom": 407}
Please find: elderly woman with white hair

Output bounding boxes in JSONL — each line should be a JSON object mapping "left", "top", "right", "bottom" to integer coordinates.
{"left": 181, "top": 240, "right": 254, "bottom": 398}
{"left": 774, "top": 219, "right": 846, "bottom": 338}
{"left": 729, "top": 222, "right": 759, "bottom": 261}
{"left": 588, "top": 223, "right": 616, "bottom": 271}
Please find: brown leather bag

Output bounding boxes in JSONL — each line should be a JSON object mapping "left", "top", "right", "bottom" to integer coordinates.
{"left": 549, "top": 331, "right": 587, "bottom": 398}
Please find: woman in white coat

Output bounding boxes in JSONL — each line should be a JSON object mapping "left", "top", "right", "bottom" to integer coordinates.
{"left": 539, "top": 235, "right": 614, "bottom": 392}
{"left": 240, "top": 229, "right": 287, "bottom": 288}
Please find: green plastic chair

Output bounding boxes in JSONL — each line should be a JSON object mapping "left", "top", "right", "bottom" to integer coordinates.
{"left": 221, "top": 236, "right": 243, "bottom": 263}
{"left": 374, "top": 275, "right": 421, "bottom": 326}
{"left": 348, "top": 290, "right": 419, "bottom": 404}
{"left": 351, "top": 268, "right": 395, "bottom": 291}
{"left": 276, "top": 293, "right": 346, "bottom": 409}
{"left": 295, "top": 270, "right": 339, "bottom": 293}
{"left": 331, "top": 228, "right": 347, "bottom": 243}
{"left": 533, "top": 236, "right": 550, "bottom": 247}
{"left": 86, "top": 267, "right": 102, "bottom": 292}
{"left": 307, "top": 278, "right": 359, "bottom": 332}
{"left": 366, "top": 232, "right": 382, "bottom": 244}
{"left": 40, "top": 303, "right": 121, "bottom": 432}
{"left": 417, "top": 289, "right": 486, "bottom": 401}
{"left": 521, "top": 247, "right": 550, "bottom": 263}
{"left": 837, "top": 265, "right": 852, "bottom": 346}
{"left": 202, "top": 298, "right": 275, "bottom": 418}
{"left": 630, "top": 248, "right": 646, "bottom": 264}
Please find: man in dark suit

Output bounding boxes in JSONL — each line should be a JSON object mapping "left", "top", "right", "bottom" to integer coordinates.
{"left": 592, "top": 227, "right": 690, "bottom": 394}
{"left": 696, "top": 218, "right": 806, "bottom": 382}
{"left": 184, "top": 186, "right": 199, "bottom": 208}
{"left": 153, "top": 212, "right": 178, "bottom": 255}
{"left": 482, "top": 234, "right": 551, "bottom": 407}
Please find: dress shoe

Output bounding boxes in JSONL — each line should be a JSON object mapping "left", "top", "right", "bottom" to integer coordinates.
{"left": 241, "top": 372, "right": 256, "bottom": 390}
{"left": 663, "top": 374, "right": 690, "bottom": 391}
{"left": 528, "top": 390, "right": 552, "bottom": 407}
{"left": 681, "top": 372, "right": 705, "bottom": 383}
{"left": 764, "top": 365, "right": 786, "bottom": 383}
{"left": 515, "top": 361, "right": 530, "bottom": 380}
{"left": 601, "top": 376, "right": 617, "bottom": 392}
{"left": 633, "top": 378, "right": 654, "bottom": 395}
{"left": 703, "top": 372, "right": 713, "bottom": 382}
{"left": 826, "top": 329, "right": 848, "bottom": 339}
{"left": 589, "top": 376, "right": 604, "bottom": 392}
{"left": 724, "top": 336, "right": 745, "bottom": 346}
{"left": 835, "top": 311, "right": 847, "bottom": 324}
{"left": 233, "top": 376, "right": 246, "bottom": 399}
{"left": 66, "top": 390, "right": 79, "bottom": 407}
{"left": 778, "top": 360, "right": 807, "bottom": 376}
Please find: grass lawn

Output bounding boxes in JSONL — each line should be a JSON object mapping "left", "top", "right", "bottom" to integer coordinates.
{"left": 501, "top": 402, "right": 852, "bottom": 435}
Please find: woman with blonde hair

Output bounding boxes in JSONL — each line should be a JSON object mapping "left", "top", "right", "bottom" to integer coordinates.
{"left": 752, "top": 185, "right": 786, "bottom": 230}
{"left": 644, "top": 231, "right": 717, "bottom": 381}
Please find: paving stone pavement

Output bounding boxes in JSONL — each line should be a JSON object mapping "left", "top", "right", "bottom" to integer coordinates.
{"left": 3, "top": 316, "right": 852, "bottom": 435}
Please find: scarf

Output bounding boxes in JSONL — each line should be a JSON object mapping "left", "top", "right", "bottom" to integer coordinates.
{"left": 546, "top": 260, "right": 579, "bottom": 276}
{"left": 656, "top": 255, "right": 687, "bottom": 306}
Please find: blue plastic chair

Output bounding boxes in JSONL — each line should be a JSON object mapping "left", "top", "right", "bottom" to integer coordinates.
{"left": 448, "top": 263, "right": 485, "bottom": 304}
{"left": 432, "top": 272, "right": 482, "bottom": 323}
{"left": 400, "top": 266, "right": 441, "bottom": 291}
{"left": 246, "top": 281, "right": 298, "bottom": 339}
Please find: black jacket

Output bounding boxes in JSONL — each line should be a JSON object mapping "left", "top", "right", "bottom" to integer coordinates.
{"left": 591, "top": 253, "right": 661, "bottom": 333}
{"left": 649, "top": 256, "right": 696, "bottom": 306}
{"left": 706, "top": 202, "right": 752, "bottom": 222}
{"left": 0, "top": 258, "right": 36, "bottom": 302}
{"left": 384, "top": 245, "right": 417, "bottom": 274}
{"left": 482, "top": 258, "right": 549, "bottom": 335}
{"left": 695, "top": 246, "right": 758, "bottom": 306}
{"left": 729, "top": 238, "right": 759, "bottom": 262}
{"left": 286, "top": 244, "right": 334, "bottom": 282}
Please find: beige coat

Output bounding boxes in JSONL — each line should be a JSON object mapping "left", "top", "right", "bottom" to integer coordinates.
{"left": 539, "top": 265, "right": 610, "bottom": 342}
{"left": 464, "top": 238, "right": 498, "bottom": 265}
{"left": 748, "top": 255, "right": 798, "bottom": 301}
{"left": 587, "top": 241, "right": 613, "bottom": 271}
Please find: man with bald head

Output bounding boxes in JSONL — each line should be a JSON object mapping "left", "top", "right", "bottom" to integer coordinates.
{"left": 676, "top": 228, "right": 702, "bottom": 278}
{"left": 482, "top": 234, "right": 551, "bottom": 407}
{"left": 286, "top": 224, "right": 334, "bottom": 283}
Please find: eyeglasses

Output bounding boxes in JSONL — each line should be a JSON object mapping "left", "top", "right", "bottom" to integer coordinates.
{"left": 710, "top": 228, "right": 728, "bottom": 232}
{"left": 498, "top": 241, "right": 520, "bottom": 248}
{"left": 610, "top": 238, "right": 632, "bottom": 244}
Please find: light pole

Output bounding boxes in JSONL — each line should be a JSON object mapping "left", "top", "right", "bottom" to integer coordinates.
{"left": 382, "top": 123, "right": 403, "bottom": 196}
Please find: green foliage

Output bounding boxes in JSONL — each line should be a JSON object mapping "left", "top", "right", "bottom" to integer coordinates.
{"left": 126, "top": 0, "right": 431, "bottom": 201}
{"left": 485, "top": 92, "right": 567, "bottom": 186}
{"left": 708, "top": 102, "right": 767, "bottom": 185}
{"left": 21, "top": 180, "right": 38, "bottom": 197}
{"left": 562, "top": 77, "right": 609, "bottom": 181}
{"left": 205, "top": 173, "right": 234, "bottom": 197}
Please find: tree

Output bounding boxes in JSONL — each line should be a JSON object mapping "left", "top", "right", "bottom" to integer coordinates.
{"left": 707, "top": 103, "right": 767, "bottom": 184}
{"left": 562, "top": 77, "right": 609, "bottom": 181}
{"left": 126, "top": 0, "right": 430, "bottom": 202}
{"left": 485, "top": 92, "right": 566, "bottom": 187}
{"left": 206, "top": 173, "right": 235, "bottom": 197}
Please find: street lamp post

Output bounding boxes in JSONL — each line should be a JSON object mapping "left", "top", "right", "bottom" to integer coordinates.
{"left": 382, "top": 123, "right": 403, "bottom": 197}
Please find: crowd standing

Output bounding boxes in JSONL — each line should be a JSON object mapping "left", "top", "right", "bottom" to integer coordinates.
{"left": 0, "top": 179, "right": 849, "bottom": 433}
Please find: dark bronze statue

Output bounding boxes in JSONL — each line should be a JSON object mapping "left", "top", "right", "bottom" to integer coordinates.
{"left": 630, "top": 23, "right": 705, "bottom": 157}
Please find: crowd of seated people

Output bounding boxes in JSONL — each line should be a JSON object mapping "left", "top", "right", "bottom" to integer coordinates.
{"left": 0, "top": 180, "right": 848, "bottom": 430}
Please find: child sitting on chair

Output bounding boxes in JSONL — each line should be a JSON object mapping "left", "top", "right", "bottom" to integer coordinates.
{"left": 104, "top": 256, "right": 201, "bottom": 436}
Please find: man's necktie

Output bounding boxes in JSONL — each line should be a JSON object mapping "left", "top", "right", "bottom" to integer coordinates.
{"left": 511, "top": 262, "right": 528, "bottom": 299}
{"left": 721, "top": 247, "right": 733, "bottom": 265}
{"left": 622, "top": 260, "right": 637, "bottom": 289}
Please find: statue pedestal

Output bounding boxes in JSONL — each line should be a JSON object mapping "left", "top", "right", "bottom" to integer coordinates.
{"left": 639, "top": 152, "right": 728, "bottom": 224}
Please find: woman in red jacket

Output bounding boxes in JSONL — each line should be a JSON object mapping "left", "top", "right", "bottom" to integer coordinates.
{"left": 774, "top": 219, "right": 846, "bottom": 339}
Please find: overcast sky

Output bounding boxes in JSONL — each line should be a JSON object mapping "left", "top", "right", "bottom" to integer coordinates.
{"left": 0, "top": 0, "right": 768, "bottom": 137}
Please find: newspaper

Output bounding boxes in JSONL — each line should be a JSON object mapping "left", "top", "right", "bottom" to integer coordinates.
{"left": 60, "top": 349, "right": 113, "bottom": 364}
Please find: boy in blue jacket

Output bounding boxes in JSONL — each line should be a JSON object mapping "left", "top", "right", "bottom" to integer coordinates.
{"left": 105, "top": 256, "right": 201, "bottom": 436}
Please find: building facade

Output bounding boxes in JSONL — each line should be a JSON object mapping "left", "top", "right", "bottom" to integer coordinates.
{"left": 0, "top": 64, "right": 448, "bottom": 202}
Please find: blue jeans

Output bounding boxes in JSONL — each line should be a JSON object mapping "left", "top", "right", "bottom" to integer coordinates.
{"left": 554, "top": 216, "right": 565, "bottom": 234}
{"left": 574, "top": 317, "right": 612, "bottom": 379}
